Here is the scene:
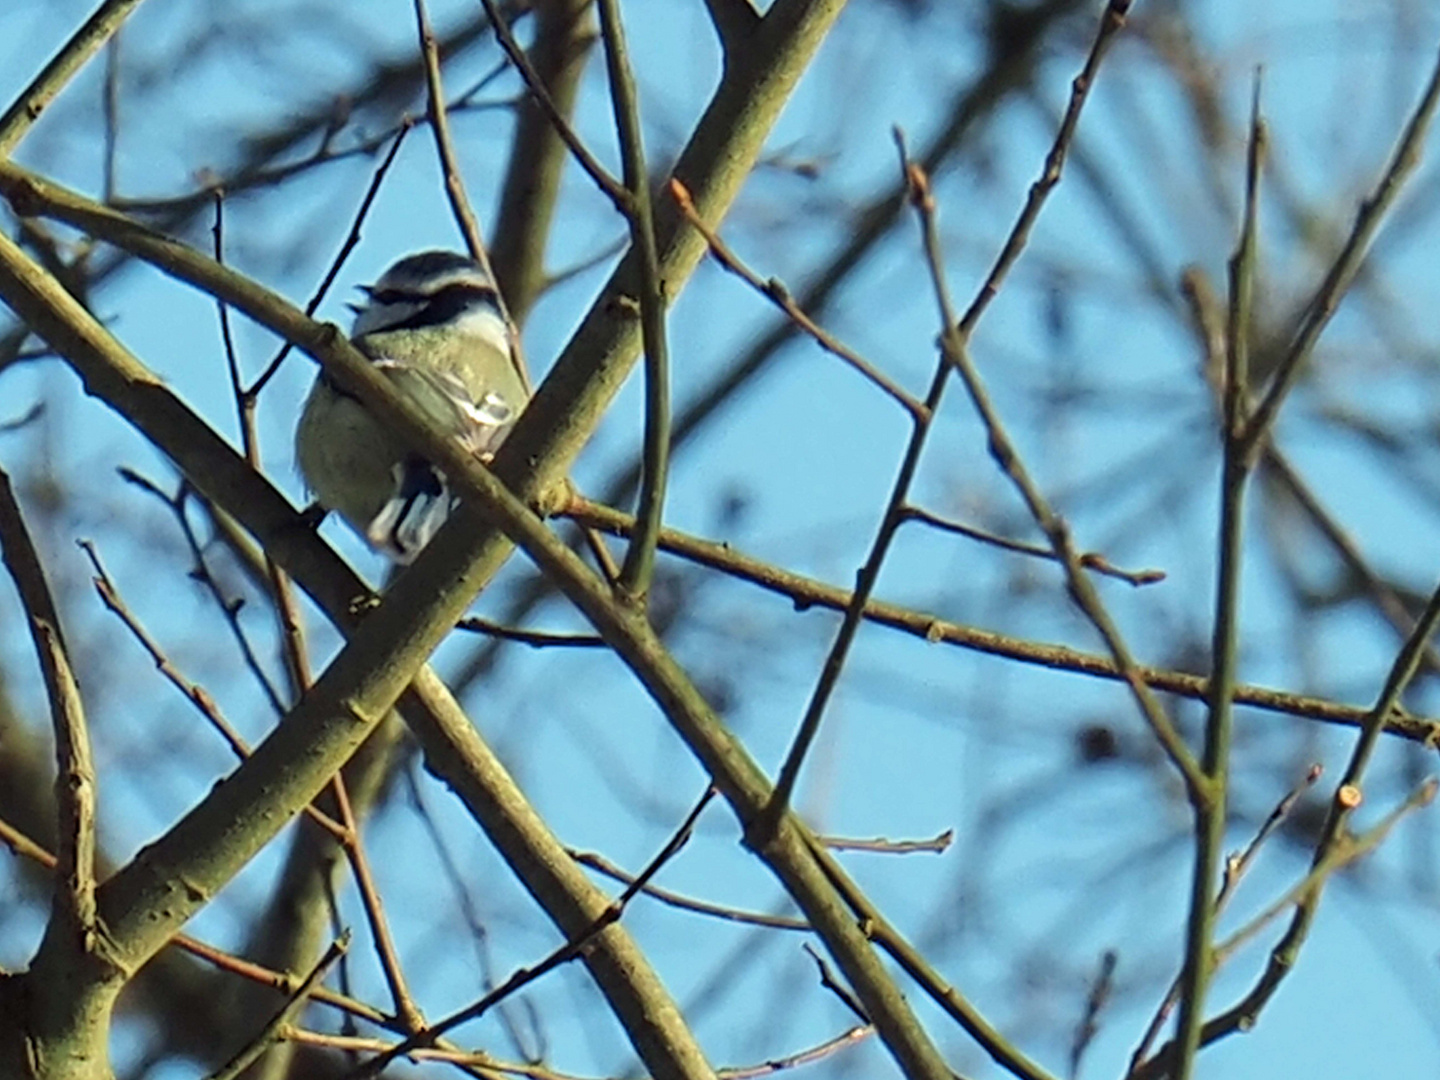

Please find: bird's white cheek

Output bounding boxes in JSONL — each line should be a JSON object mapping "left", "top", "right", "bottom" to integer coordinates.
{"left": 352, "top": 301, "right": 424, "bottom": 337}
{"left": 451, "top": 308, "right": 511, "bottom": 354}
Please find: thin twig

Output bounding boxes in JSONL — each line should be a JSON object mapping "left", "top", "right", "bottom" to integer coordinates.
{"left": 757, "top": 129, "right": 945, "bottom": 829}
{"left": 413, "top": 0, "right": 485, "bottom": 265}
{"left": 909, "top": 141, "right": 1209, "bottom": 800}
{"left": 454, "top": 615, "right": 604, "bottom": 646}
{"left": 474, "top": 0, "right": 630, "bottom": 211}
{"left": 78, "top": 540, "right": 248, "bottom": 758}
{"left": 211, "top": 195, "right": 313, "bottom": 701}
{"left": 958, "top": 0, "right": 1134, "bottom": 335}
{"left": 328, "top": 771, "right": 427, "bottom": 1032}
{"left": 818, "top": 830, "right": 953, "bottom": 855}
{"left": 1241, "top": 43, "right": 1440, "bottom": 456}
{"left": 1127, "top": 765, "right": 1322, "bottom": 1075}
{"left": 561, "top": 495, "right": 1440, "bottom": 743}
{"left": 802, "top": 944, "right": 870, "bottom": 1024}
{"left": 582, "top": 523, "right": 622, "bottom": 586}
{"left": 348, "top": 787, "right": 717, "bottom": 1078}
{"left": 570, "top": 848, "right": 811, "bottom": 930}
{"left": 209, "top": 933, "right": 351, "bottom": 1080}
{"left": 291, "top": 1025, "right": 872, "bottom": 1080}
{"left": 414, "top": 0, "right": 530, "bottom": 389}
{"left": 116, "top": 469, "right": 286, "bottom": 717}
{"left": 1135, "top": 574, "right": 1440, "bottom": 1074}
{"left": 491, "top": 0, "right": 596, "bottom": 322}
{"left": 899, "top": 504, "right": 1164, "bottom": 587}
{"left": 286, "top": 1030, "right": 595, "bottom": 1078}
{"left": 670, "top": 178, "right": 927, "bottom": 421}
{"left": 110, "top": 97, "right": 504, "bottom": 218}
{"left": 78, "top": 539, "right": 360, "bottom": 840}
{"left": 101, "top": 36, "right": 120, "bottom": 204}
{"left": 1220, "top": 765, "right": 1323, "bottom": 903}
{"left": 248, "top": 119, "right": 412, "bottom": 397}
{"left": 719, "top": 1025, "right": 872, "bottom": 1080}
{"left": 1212, "top": 778, "right": 1438, "bottom": 964}
{"left": 764, "top": 0, "right": 1143, "bottom": 830}
{"left": 1068, "top": 950, "right": 1117, "bottom": 1080}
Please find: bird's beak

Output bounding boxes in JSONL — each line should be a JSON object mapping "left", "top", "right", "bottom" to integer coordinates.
{"left": 356, "top": 284, "right": 377, "bottom": 297}
{"left": 345, "top": 301, "right": 364, "bottom": 314}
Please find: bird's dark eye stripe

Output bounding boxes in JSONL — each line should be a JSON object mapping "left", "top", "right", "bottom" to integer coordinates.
{"left": 363, "top": 281, "right": 501, "bottom": 333}
{"left": 366, "top": 282, "right": 498, "bottom": 308}
{"left": 430, "top": 281, "right": 499, "bottom": 305}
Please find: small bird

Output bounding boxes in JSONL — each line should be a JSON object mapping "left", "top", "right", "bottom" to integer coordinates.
{"left": 295, "top": 250, "right": 530, "bottom": 562}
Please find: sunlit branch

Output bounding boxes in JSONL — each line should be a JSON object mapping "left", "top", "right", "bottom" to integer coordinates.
{"left": 1174, "top": 81, "right": 1266, "bottom": 1080}
{"left": 561, "top": 495, "right": 1440, "bottom": 742}
{"left": 0, "top": 470, "right": 99, "bottom": 985}
{"left": 0, "top": 0, "right": 149, "bottom": 156}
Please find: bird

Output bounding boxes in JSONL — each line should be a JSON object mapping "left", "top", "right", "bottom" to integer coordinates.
{"left": 295, "top": 250, "right": 530, "bottom": 563}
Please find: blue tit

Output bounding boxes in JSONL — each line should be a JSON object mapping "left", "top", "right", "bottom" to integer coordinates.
{"left": 295, "top": 250, "right": 529, "bottom": 562}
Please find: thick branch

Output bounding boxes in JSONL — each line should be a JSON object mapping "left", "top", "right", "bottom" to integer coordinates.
{"left": 0, "top": 0, "right": 149, "bottom": 156}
